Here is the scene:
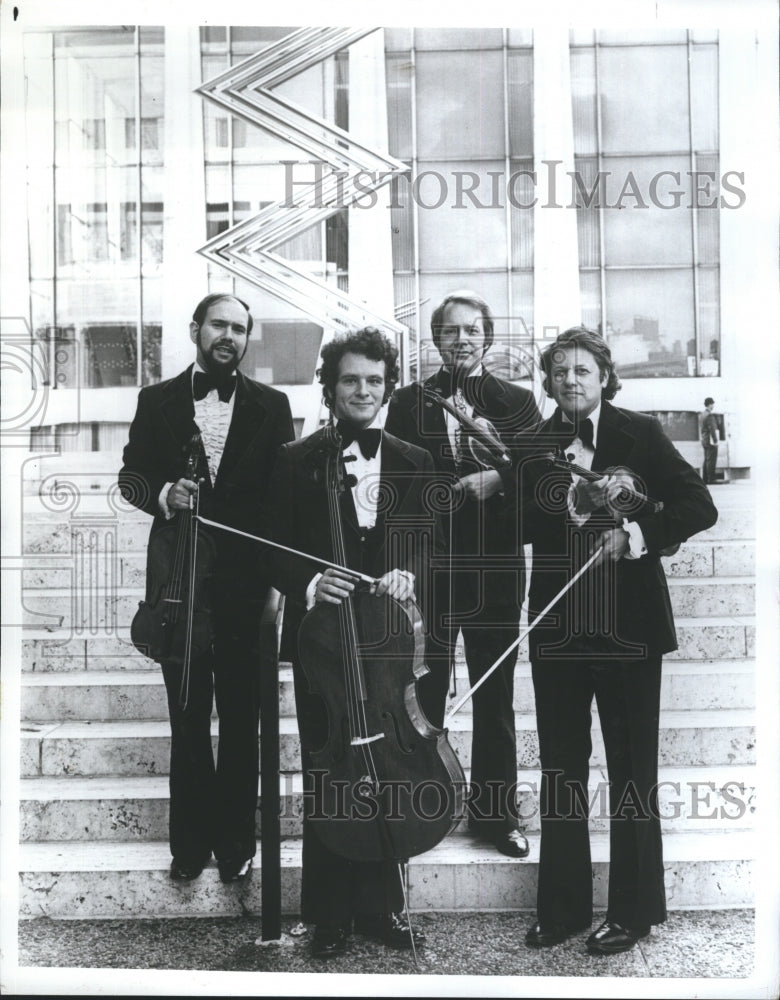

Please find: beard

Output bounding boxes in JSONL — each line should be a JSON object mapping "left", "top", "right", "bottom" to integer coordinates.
{"left": 197, "top": 332, "right": 246, "bottom": 377}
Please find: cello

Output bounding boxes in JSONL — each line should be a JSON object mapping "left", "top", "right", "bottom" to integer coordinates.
{"left": 130, "top": 432, "right": 216, "bottom": 707}
{"left": 296, "top": 424, "right": 466, "bottom": 863}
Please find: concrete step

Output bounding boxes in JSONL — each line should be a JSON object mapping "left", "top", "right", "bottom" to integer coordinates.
{"left": 21, "top": 612, "right": 756, "bottom": 667}
{"left": 662, "top": 540, "right": 754, "bottom": 578}
{"left": 20, "top": 657, "right": 756, "bottom": 723}
{"left": 17, "top": 829, "right": 754, "bottom": 918}
{"left": 20, "top": 708, "right": 755, "bottom": 779}
{"left": 19, "top": 763, "right": 756, "bottom": 843}
{"left": 20, "top": 576, "right": 755, "bottom": 623}
{"left": 20, "top": 539, "right": 754, "bottom": 588}
{"left": 666, "top": 578, "right": 754, "bottom": 617}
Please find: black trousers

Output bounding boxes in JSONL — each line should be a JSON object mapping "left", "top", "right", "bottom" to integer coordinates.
{"left": 160, "top": 602, "right": 262, "bottom": 865}
{"left": 702, "top": 444, "right": 718, "bottom": 484}
{"left": 531, "top": 655, "right": 667, "bottom": 930}
{"left": 419, "top": 569, "right": 521, "bottom": 833}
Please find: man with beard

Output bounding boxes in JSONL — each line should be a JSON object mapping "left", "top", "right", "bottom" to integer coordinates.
{"left": 119, "top": 293, "right": 294, "bottom": 884}
{"left": 385, "top": 291, "right": 541, "bottom": 857}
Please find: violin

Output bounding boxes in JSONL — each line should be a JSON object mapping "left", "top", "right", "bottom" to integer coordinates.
{"left": 423, "top": 387, "right": 511, "bottom": 471}
{"left": 130, "top": 433, "right": 217, "bottom": 702}
{"left": 296, "top": 423, "right": 466, "bottom": 862}
{"left": 541, "top": 450, "right": 680, "bottom": 556}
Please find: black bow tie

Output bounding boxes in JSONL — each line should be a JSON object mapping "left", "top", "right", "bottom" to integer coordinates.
{"left": 193, "top": 370, "right": 236, "bottom": 403}
{"left": 434, "top": 368, "right": 485, "bottom": 400}
{"left": 336, "top": 421, "right": 381, "bottom": 460}
{"left": 556, "top": 414, "right": 594, "bottom": 450}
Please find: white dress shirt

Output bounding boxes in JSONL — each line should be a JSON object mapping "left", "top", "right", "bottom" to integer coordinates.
{"left": 158, "top": 363, "right": 237, "bottom": 518}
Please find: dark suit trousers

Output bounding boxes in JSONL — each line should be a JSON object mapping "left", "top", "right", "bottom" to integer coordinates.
{"left": 531, "top": 656, "right": 667, "bottom": 930}
{"left": 702, "top": 444, "right": 718, "bottom": 484}
{"left": 419, "top": 566, "right": 520, "bottom": 832}
{"left": 160, "top": 601, "right": 262, "bottom": 865}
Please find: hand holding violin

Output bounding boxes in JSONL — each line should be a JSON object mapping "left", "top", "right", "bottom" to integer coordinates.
{"left": 457, "top": 468, "right": 504, "bottom": 502}
{"left": 570, "top": 466, "right": 641, "bottom": 519}
{"left": 166, "top": 478, "right": 199, "bottom": 510}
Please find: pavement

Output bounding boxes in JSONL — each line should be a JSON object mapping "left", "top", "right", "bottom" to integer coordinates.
{"left": 17, "top": 908, "right": 754, "bottom": 980}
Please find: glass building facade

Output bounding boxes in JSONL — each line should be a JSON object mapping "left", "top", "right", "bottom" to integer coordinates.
{"left": 15, "top": 24, "right": 746, "bottom": 457}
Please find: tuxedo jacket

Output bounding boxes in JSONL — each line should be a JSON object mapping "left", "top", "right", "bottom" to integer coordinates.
{"left": 385, "top": 370, "right": 541, "bottom": 612}
{"left": 260, "top": 426, "right": 438, "bottom": 617}
{"left": 516, "top": 401, "right": 718, "bottom": 661}
{"left": 118, "top": 364, "right": 294, "bottom": 599}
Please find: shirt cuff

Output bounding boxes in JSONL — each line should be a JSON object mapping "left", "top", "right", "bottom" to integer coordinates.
{"left": 159, "top": 482, "right": 175, "bottom": 520}
{"left": 305, "top": 573, "right": 323, "bottom": 610}
{"left": 623, "top": 520, "right": 648, "bottom": 560}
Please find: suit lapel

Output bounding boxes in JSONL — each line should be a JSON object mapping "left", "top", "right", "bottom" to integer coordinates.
{"left": 159, "top": 367, "right": 200, "bottom": 471}
{"left": 216, "top": 372, "right": 266, "bottom": 487}
{"left": 593, "top": 401, "right": 635, "bottom": 472}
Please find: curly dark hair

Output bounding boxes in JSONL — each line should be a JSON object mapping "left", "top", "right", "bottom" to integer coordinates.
{"left": 317, "top": 327, "right": 400, "bottom": 407}
{"left": 539, "top": 326, "right": 622, "bottom": 400}
{"left": 191, "top": 293, "right": 254, "bottom": 336}
{"left": 430, "top": 290, "right": 495, "bottom": 353}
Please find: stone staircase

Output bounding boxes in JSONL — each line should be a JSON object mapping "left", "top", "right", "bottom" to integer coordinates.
{"left": 17, "top": 454, "right": 756, "bottom": 919}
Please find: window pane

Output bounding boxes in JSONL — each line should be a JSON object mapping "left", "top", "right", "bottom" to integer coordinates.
{"left": 599, "top": 45, "right": 690, "bottom": 153}
{"left": 597, "top": 29, "right": 688, "bottom": 45}
{"left": 509, "top": 273, "right": 534, "bottom": 359}
{"left": 507, "top": 29, "right": 533, "bottom": 48}
{"left": 416, "top": 160, "right": 508, "bottom": 270}
{"left": 54, "top": 31, "right": 137, "bottom": 169}
{"left": 572, "top": 157, "right": 601, "bottom": 267}
{"left": 384, "top": 28, "right": 412, "bottom": 52}
{"left": 241, "top": 320, "right": 323, "bottom": 385}
{"left": 509, "top": 159, "right": 534, "bottom": 268}
{"left": 697, "top": 267, "right": 720, "bottom": 375}
{"left": 386, "top": 54, "right": 413, "bottom": 160}
{"left": 691, "top": 44, "right": 719, "bottom": 151}
{"left": 416, "top": 51, "right": 505, "bottom": 159}
{"left": 579, "top": 270, "right": 602, "bottom": 331}
{"left": 695, "top": 153, "right": 719, "bottom": 264}
{"left": 570, "top": 48, "right": 597, "bottom": 156}
{"left": 603, "top": 156, "right": 693, "bottom": 266}
{"left": 507, "top": 50, "right": 533, "bottom": 156}
{"left": 414, "top": 28, "right": 503, "bottom": 50}
{"left": 605, "top": 268, "right": 694, "bottom": 377}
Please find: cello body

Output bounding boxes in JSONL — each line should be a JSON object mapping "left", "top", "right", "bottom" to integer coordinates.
{"left": 297, "top": 589, "right": 466, "bottom": 863}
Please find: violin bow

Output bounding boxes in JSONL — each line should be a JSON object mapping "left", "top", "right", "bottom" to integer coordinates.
{"left": 443, "top": 544, "right": 605, "bottom": 725}
{"left": 194, "top": 515, "right": 378, "bottom": 586}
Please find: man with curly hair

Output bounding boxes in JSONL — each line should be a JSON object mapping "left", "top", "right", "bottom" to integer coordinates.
{"left": 515, "top": 327, "right": 718, "bottom": 954}
{"left": 261, "top": 327, "right": 438, "bottom": 957}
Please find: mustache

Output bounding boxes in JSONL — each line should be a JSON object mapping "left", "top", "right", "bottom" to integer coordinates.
{"left": 210, "top": 341, "right": 237, "bottom": 355}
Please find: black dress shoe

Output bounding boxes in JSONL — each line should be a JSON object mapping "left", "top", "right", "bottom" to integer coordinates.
{"left": 217, "top": 855, "right": 253, "bottom": 883}
{"left": 525, "top": 920, "right": 590, "bottom": 947}
{"left": 489, "top": 828, "right": 530, "bottom": 858}
{"left": 354, "top": 912, "right": 426, "bottom": 950}
{"left": 169, "top": 856, "right": 209, "bottom": 881}
{"left": 586, "top": 919, "right": 650, "bottom": 954}
{"left": 311, "top": 922, "right": 350, "bottom": 958}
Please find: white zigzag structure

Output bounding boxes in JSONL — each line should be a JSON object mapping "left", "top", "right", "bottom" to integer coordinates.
{"left": 196, "top": 27, "right": 407, "bottom": 338}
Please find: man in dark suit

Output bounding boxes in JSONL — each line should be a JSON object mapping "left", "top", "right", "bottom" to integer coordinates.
{"left": 516, "top": 327, "right": 717, "bottom": 954}
{"left": 385, "top": 291, "right": 541, "bottom": 857}
{"left": 118, "top": 293, "right": 294, "bottom": 884}
{"left": 261, "top": 327, "right": 438, "bottom": 958}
